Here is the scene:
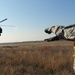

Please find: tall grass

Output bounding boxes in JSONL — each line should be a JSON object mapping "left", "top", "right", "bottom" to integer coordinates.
{"left": 0, "top": 45, "right": 73, "bottom": 75}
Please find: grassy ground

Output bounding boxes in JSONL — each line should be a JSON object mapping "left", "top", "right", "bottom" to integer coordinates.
{"left": 0, "top": 40, "right": 74, "bottom": 75}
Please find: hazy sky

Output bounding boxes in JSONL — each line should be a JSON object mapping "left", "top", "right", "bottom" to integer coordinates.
{"left": 0, "top": 0, "right": 75, "bottom": 42}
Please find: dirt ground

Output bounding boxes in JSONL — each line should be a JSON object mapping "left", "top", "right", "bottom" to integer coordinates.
{"left": 0, "top": 40, "right": 73, "bottom": 47}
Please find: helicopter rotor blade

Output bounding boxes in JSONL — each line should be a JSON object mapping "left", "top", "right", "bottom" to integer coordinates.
{"left": 0, "top": 25, "right": 15, "bottom": 27}
{"left": 0, "top": 18, "right": 7, "bottom": 23}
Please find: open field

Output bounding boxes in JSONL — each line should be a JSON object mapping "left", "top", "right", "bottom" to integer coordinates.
{"left": 0, "top": 40, "right": 74, "bottom": 75}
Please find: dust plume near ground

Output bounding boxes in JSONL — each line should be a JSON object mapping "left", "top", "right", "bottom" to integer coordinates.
{"left": 0, "top": 40, "right": 74, "bottom": 75}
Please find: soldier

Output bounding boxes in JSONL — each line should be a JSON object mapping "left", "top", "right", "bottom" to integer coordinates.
{"left": 44, "top": 24, "right": 75, "bottom": 41}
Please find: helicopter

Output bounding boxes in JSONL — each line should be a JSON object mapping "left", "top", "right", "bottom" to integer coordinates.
{"left": 0, "top": 18, "right": 15, "bottom": 36}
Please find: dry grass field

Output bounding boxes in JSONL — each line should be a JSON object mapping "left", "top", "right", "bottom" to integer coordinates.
{"left": 0, "top": 40, "right": 74, "bottom": 75}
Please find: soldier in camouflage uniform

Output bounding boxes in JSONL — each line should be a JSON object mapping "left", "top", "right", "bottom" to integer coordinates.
{"left": 44, "top": 24, "right": 75, "bottom": 41}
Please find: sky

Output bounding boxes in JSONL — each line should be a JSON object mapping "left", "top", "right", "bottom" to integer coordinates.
{"left": 0, "top": 0, "right": 75, "bottom": 42}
